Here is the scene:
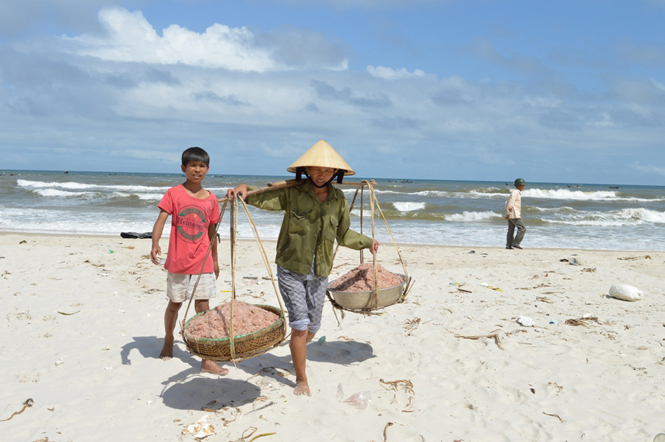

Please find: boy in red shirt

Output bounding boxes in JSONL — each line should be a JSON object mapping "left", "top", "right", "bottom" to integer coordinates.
{"left": 150, "top": 147, "right": 227, "bottom": 375}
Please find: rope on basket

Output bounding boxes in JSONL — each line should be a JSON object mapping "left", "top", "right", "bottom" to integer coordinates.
{"left": 179, "top": 197, "right": 287, "bottom": 363}
{"left": 328, "top": 180, "right": 415, "bottom": 319}
{"left": 225, "top": 195, "right": 287, "bottom": 362}
{"left": 180, "top": 201, "right": 227, "bottom": 329}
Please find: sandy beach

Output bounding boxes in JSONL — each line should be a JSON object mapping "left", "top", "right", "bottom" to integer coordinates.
{"left": 1, "top": 232, "right": 664, "bottom": 441}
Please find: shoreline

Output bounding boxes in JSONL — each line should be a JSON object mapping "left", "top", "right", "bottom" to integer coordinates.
{"left": 2, "top": 233, "right": 664, "bottom": 440}
{"left": 0, "top": 231, "right": 659, "bottom": 254}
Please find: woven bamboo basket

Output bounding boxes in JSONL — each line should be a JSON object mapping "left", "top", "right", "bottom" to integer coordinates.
{"left": 328, "top": 275, "right": 407, "bottom": 311}
{"left": 182, "top": 305, "right": 286, "bottom": 362}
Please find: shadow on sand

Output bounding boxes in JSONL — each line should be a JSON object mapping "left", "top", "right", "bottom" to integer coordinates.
{"left": 121, "top": 335, "right": 375, "bottom": 409}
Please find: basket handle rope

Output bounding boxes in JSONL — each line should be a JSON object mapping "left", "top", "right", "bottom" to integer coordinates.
{"left": 225, "top": 195, "right": 287, "bottom": 361}
{"left": 237, "top": 197, "right": 286, "bottom": 316}
{"left": 366, "top": 180, "right": 379, "bottom": 310}
{"left": 229, "top": 196, "right": 238, "bottom": 360}
{"left": 363, "top": 180, "right": 415, "bottom": 300}
{"left": 330, "top": 180, "right": 414, "bottom": 314}
{"left": 180, "top": 196, "right": 287, "bottom": 362}
{"left": 180, "top": 201, "right": 228, "bottom": 333}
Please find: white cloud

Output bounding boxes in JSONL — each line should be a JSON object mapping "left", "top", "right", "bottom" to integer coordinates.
{"left": 632, "top": 164, "right": 665, "bottom": 177}
{"left": 61, "top": 8, "right": 348, "bottom": 72}
{"left": 366, "top": 65, "right": 425, "bottom": 80}
{"left": 61, "top": 8, "right": 278, "bottom": 72}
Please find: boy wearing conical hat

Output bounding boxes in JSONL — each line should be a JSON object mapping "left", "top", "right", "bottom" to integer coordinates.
{"left": 227, "top": 140, "right": 379, "bottom": 397}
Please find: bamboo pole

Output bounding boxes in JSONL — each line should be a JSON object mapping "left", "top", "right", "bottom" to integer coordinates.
{"left": 217, "top": 179, "right": 376, "bottom": 203}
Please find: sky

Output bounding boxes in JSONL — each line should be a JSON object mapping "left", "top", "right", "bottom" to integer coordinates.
{"left": 1, "top": 0, "right": 664, "bottom": 185}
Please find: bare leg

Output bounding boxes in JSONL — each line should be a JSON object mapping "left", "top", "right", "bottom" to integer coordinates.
{"left": 195, "top": 300, "right": 229, "bottom": 375}
{"left": 160, "top": 301, "right": 181, "bottom": 360}
{"left": 290, "top": 328, "right": 316, "bottom": 396}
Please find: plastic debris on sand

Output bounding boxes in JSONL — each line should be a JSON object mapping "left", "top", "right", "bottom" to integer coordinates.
{"left": 517, "top": 316, "right": 534, "bottom": 327}
{"left": 182, "top": 415, "right": 215, "bottom": 438}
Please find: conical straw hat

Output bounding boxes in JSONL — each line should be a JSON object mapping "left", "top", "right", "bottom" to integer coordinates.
{"left": 287, "top": 140, "right": 355, "bottom": 176}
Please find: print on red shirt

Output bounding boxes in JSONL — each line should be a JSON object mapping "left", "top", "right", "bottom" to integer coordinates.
{"left": 177, "top": 206, "right": 207, "bottom": 242}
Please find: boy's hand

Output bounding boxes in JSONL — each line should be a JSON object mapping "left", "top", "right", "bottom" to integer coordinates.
{"left": 369, "top": 239, "right": 380, "bottom": 255}
{"left": 226, "top": 184, "right": 249, "bottom": 202}
{"left": 151, "top": 245, "right": 162, "bottom": 265}
{"left": 214, "top": 262, "right": 220, "bottom": 279}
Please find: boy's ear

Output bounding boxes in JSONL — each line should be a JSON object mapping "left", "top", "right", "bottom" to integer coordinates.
{"left": 181, "top": 164, "right": 187, "bottom": 173}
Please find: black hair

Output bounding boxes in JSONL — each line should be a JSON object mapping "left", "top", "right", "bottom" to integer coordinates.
{"left": 181, "top": 147, "right": 210, "bottom": 167}
{"left": 296, "top": 166, "right": 345, "bottom": 186}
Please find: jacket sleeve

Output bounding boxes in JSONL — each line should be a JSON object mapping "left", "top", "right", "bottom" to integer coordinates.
{"left": 245, "top": 186, "right": 287, "bottom": 211}
{"left": 336, "top": 198, "right": 374, "bottom": 250}
{"left": 505, "top": 190, "right": 517, "bottom": 214}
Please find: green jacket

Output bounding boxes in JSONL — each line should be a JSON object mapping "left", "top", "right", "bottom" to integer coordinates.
{"left": 246, "top": 180, "right": 373, "bottom": 277}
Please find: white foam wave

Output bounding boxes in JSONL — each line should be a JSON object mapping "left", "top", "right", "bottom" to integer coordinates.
{"left": 546, "top": 208, "right": 665, "bottom": 227}
{"left": 524, "top": 188, "right": 617, "bottom": 200}
{"left": 413, "top": 190, "right": 450, "bottom": 197}
{"left": 393, "top": 202, "right": 426, "bottom": 212}
{"left": 34, "top": 188, "right": 96, "bottom": 198}
{"left": 341, "top": 188, "right": 402, "bottom": 196}
{"left": 206, "top": 187, "right": 230, "bottom": 194}
{"left": 18, "top": 179, "right": 170, "bottom": 193}
{"left": 534, "top": 206, "right": 577, "bottom": 213}
{"left": 467, "top": 191, "right": 505, "bottom": 199}
{"left": 112, "top": 192, "right": 163, "bottom": 200}
{"left": 446, "top": 211, "right": 501, "bottom": 222}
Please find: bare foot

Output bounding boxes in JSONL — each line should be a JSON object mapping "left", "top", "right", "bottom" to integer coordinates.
{"left": 201, "top": 360, "right": 229, "bottom": 375}
{"left": 159, "top": 340, "right": 174, "bottom": 360}
{"left": 294, "top": 381, "right": 311, "bottom": 397}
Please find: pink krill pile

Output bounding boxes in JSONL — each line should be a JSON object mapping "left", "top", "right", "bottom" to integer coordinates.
{"left": 329, "top": 263, "right": 404, "bottom": 293}
{"left": 186, "top": 300, "right": 279, "bottom": 339}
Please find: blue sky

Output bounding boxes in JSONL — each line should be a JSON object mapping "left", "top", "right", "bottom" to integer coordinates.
{"left": 1, "top": 0, "right": 664, "bottom": 184}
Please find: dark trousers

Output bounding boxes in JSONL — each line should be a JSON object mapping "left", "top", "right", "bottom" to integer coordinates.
{"left": 507, "top": 218, "right": 526, "bottom": 247}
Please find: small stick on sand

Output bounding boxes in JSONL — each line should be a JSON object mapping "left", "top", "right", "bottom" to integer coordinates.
{"left": 542, "top": 411, "right": 564, "bottom": 423}
{"left": 455, "top": 333, "right": 505, "bottom": 350}
{"left": 383, "top": 422, "right": 394, "bottom": 442}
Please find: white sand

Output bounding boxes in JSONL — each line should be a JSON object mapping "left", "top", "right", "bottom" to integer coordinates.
{"left": 1, "top": 233, "right": 664, "bottom": 441}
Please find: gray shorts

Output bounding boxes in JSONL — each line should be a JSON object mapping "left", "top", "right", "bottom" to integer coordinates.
{"left": 166, "top": 273, "right": 217, "bottom": 303}
{"left": 277, "top": 263, "right": 328, "bottom": 333}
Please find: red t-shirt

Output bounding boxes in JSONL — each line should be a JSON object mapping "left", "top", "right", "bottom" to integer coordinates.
{"left": 158, "top": 185, "right": 220, "bottom": 274}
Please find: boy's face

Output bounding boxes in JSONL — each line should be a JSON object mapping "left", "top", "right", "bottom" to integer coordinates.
{"left": 517, "top": 185, "right": 525, "bottom": 191}
{"left": 181, "top": 160, "right": 209, "bottom": 184}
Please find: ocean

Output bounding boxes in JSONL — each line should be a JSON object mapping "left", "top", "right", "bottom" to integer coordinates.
{"left": 2, "top": 170, "right": 664, "bottom": 251}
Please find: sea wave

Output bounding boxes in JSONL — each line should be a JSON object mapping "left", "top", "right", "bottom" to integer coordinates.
{"left": 392, "top": 202, "right": 426, "bottom": 212}
{"left": 413, "top": 190, "right": 450, "bottom": 197}
{"left": 111, "top": 192, "right": 163, "bottom": 200}
{"left": 32, "top": 188, "right": 96, "bottom": 198}
{"left": 446, "top": 211, "right": 501, "bottom": 222}
{"left": 522, "top": 188, "right": 663, "bottom": 202}
{"left": 545, "top": 208, "right": 665, "bottom": 227}
{"left": 341, "top": 188, "right": 403, "bottom": 196}
{"left": 18, "top": 179, "right": 170, "bottom": 193}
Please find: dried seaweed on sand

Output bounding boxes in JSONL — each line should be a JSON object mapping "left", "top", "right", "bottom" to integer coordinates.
{"left": 565, "top": 316, "right": 599, "bottom": 327}
{"left": 329, "top": 263, "right": 404, "bottom": 293}
{"left": 0, "top": 398, "right": 33, "bottom": 422}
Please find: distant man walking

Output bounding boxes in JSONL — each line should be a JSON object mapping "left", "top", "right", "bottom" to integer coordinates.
{"left": 505, "top": 178, "right": 526, "bottom": 249}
